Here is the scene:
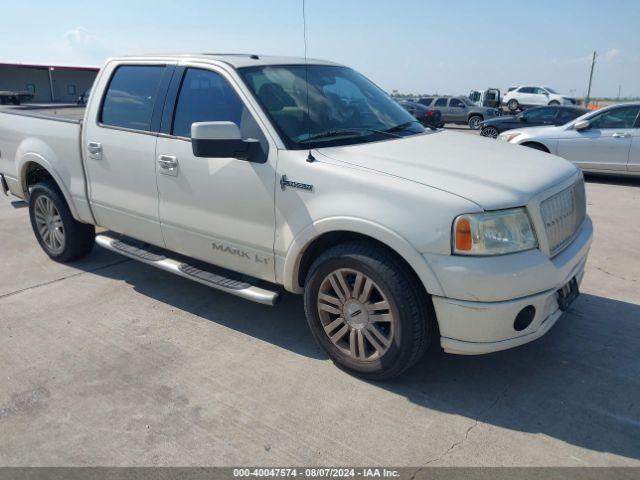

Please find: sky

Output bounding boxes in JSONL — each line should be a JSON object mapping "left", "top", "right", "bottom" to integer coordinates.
{"left": 2, "top": 0, "right": 639, "bottom": 98}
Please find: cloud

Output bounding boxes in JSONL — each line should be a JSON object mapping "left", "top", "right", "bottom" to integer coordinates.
{"left": 602, "top": 48, "right": 620, "bottom": 62}
{"left": 63, "top": 27, "right": 110, "bottom": 63}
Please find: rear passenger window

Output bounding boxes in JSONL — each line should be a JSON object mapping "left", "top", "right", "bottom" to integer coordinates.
{"left": 100, "top": 65, "right": 165, "bottom": 131}
{"left": 172, "top": 68, "right": 244, "bottom": 138}
{"left": 434, "top": 98, "right": 447, "bottom": 107}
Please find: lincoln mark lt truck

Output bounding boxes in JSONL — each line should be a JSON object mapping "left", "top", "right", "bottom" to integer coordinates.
{"left": 0, "top": 54, "right": 592, "bottom": 379}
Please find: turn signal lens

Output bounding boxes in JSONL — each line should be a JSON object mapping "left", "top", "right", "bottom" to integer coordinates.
{"left": 455, "top": 217, "right": 472, "bottom": 251}
{"left": 452, "top": 208, "right": 537, "bottom": 256}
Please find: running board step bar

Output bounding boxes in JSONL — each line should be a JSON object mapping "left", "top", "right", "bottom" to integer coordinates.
{"left": 95, "top": 234, "right": 279, "bottom": 306}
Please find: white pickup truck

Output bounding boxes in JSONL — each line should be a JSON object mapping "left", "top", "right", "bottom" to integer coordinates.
{"left": 0, "top": 54, "right": 593, "bottom": 379}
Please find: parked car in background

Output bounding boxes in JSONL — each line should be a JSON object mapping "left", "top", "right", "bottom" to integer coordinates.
{"left": 0, "top": 90, "right": 34, "bottom": 105}
{"left": 77, "top": 88, "right": 91, "bottom": 105}
{"left": 503, "top": 86, "right": 578, "bottom": 112}
{"left": 418, "top": 96, "right": 499, "bottom": 129}
{"left": 398, "top": 100, "right": 443, "bottom": 128}
{"left": 498, "top": 103, "right": 640, "bottom": 176}
{"left": 480, "top": 105, "right": 588, "bottom": 138}
{"left": 468, "top": 88, "right": 501, "bottom": 109}
{"left": 0, "top": 54, "right": 593, "bottom": 379}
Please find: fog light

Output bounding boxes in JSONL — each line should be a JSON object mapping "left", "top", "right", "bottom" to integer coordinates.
{"left": 514, "top": 306, "right": 536, "bottom": 331}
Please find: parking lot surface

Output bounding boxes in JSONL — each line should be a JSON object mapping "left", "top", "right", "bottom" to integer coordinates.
{"left": 1, "top": 163, "right": 639, "bottom": 466}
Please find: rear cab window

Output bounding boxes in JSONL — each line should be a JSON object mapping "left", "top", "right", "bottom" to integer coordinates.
{"left": 100, "top": 65, "right": 166, "bottom": 132}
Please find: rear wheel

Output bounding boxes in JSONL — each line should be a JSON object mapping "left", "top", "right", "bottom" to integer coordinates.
{"left": 304, "top": 242, "right": 433, "bottom": 380}
{"left": 29, "top": 181, "right": 95, "bottom": 262}
{"left": 468, "top": 115, "right": 483, "bottom": 129}
{"left": 507, "top": 99, "right": 520, "bottom": 112}
{"left": 481, "top": 126, "right": 499, "bottom": 138}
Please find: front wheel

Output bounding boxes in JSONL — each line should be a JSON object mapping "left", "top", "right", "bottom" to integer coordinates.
{"left": 29, "top": 181, "right": 95, "bottom": 262}
{"left": 481, "top": 126, "right": 499, "bottom": 138}
{"left": 548, "top": 100, "right": 560, "bottom": 106}
{"left": 304, "top": 242, "right": 433, "bottom": 380}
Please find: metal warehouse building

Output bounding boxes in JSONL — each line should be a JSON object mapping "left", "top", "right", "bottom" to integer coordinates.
{"left": 0, "top": 63, "right": 99, "bottom": 103}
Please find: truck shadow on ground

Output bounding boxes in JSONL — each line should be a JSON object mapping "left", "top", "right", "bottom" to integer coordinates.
{"left": 584, "top": 173, "right": 640, "bottom": 187}
{"left": 79, "top": 250, "right": 640, "bottom": 462}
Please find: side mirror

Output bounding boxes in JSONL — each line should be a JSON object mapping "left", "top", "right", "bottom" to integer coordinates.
{"left": 459, "top": 103, "right": 466, "bottom": 108}
{"left": 191, "top": 121, "right": 261, "bottom": 161}
{"left": 574, "top": 120, "right": 590, "bottom": 131}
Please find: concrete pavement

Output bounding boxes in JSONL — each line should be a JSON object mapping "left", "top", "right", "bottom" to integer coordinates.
{"left": 0, "top": 175, "right": 639, "bottom": 466}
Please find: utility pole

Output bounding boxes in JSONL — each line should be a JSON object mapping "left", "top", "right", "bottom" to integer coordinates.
{"left": 585, "top": 51, "right": 596, "bottom": 107}
{"left": 617, "top": 84, "right": 622, "bottom": 100}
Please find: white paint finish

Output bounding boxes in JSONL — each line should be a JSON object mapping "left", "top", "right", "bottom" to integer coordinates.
{"left": 191, "top": 121, "right": 241, "bottom": 140}
{"left": 155, "top": 136, "right": 277, "bottom": 282}
{"left": 0, "top": 54, "right": 597, "bottom": 356}
{"left": 318, "top": 130, "right": 578, "bottom": 210}
{"left": 80, "top": 59, "right": 171, "bottom": 246}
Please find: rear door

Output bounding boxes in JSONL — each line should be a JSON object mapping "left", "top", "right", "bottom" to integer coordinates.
{"left": 83, "top": 62, "right": 174, "bottom": 246}
{"left": 556, "top": 105, "right": 639, "bottom": 172}
{"left": 517, "top": 87, "right": 535, "bottom": 107}
{"left": 154, "top": 65, "right": 277, "bottom": 281}
{"left": 432, "top": 97, "right": 449, "bottom": 121}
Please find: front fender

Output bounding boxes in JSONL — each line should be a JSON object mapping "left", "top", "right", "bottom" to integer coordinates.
{"left": 280, "top": 216, "right": 445, "bottom": 296}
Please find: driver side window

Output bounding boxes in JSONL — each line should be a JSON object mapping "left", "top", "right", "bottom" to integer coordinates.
{"left": 589, "top": 106, "right": 640, "bottom": 130}
{"left": 449, "top": 98, "right": 464, "bottom": 108}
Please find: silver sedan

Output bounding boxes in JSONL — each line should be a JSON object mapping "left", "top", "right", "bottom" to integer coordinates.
{"left": 497, "top": 103, "right": 640, "bottom": 176}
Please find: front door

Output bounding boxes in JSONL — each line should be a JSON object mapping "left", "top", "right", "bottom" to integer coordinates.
{"left": 83, "top": 63, "right": 174, "bottom": 246}
{"left": 155, "top": 66, "right": 277, "bottom": 281}
{"left": 557, "top": 105, "right": 639, "bottom": 172}
{"left": 447, "top": 98, "right": 466, "bottom": 122}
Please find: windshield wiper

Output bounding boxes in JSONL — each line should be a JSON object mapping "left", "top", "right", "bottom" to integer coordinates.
{"left": 384, "top": 120, "right": 423, "bottom": 133}
{"left": 303, "top": 127, "right": 401, "bottom": 142}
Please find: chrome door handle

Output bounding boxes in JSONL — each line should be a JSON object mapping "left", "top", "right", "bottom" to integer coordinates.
{"left": 612, "top": 132, "right": 630, "bottom": 138}
{"left": 87, "top": 142, "right": 102, "bottom": 159}
{"left": 158, "top": 155, "right": 178, "bottom": 176}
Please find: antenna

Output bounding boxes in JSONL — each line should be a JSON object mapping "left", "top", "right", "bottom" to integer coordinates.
{"left": 302, "top": 0, "right": 315, "bottom": 162}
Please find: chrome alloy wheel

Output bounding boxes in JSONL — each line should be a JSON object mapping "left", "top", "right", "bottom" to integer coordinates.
{"left": 33, "top": 196, "right": 65, "bottom": 254}
{"left": 317, "top": 268, "right": 396, "bottom": 361}
{"left": 481, "top": 126, "right": 499, "bottom": 138}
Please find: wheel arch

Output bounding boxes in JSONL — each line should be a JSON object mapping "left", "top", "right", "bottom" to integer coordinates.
{"left": 281, "top": 217, "right": 445, "bottom": 298}
{"left": 520, "top": 141, "right": 550, "bottom": 153}
{"left": 18, "top": 156, "right": 80, "bottom": 219}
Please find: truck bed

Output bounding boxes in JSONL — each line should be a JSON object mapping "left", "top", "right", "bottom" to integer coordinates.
{"left": 0, "top": 106, "right": 94, "bottom": 223}
{"left": 0, "top": 104, "right": 85, "bottom": 122}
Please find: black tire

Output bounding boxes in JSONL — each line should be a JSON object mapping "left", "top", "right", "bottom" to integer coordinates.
{"left": 303, "top": 241, "right": 433, "bottom": 380}
{"left": 507, "top": 99, "right": 520, "bottom": 112}
{"left": 522, "top": 142, "right": 549, "bottom": 153}
{"left": 481, "top": 126, "right": 499, "bottom": 138}
{"left": 468, "top": 115, "right": 483, "bottom": 129}
{"left": 548, "top": 100, "right": 560, "bottom": 106}
{"left": 29, "top": 180, "right": 95, "bottom": 262}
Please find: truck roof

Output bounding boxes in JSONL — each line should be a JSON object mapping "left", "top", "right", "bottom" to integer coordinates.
{"left": 110, "top": 53, "right": 342, "bottom": 69}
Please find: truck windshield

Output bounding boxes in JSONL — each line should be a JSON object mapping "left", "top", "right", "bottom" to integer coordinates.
{"left": 239, "top": 65, "right": 424, "bottom": 149}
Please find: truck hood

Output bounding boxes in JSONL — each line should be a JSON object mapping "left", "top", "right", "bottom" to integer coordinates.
{"left": 317, "top": 130, "right": 577, "bottom": 210}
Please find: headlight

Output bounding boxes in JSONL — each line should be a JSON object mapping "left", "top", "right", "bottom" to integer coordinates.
{"left": 498, "top": 131, "right": 522, "bottom": 143}
{"left": 452, "top": 208, "right": 537, "bottom": 255}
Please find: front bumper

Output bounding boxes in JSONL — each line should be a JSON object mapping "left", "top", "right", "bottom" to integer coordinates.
{"left": 428, "top": 217, "right": 592, "bottom": 355}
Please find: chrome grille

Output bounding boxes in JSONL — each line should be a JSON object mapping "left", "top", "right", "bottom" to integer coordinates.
{"left": 540, "top": 179, "right": 586, "bottom": 256}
